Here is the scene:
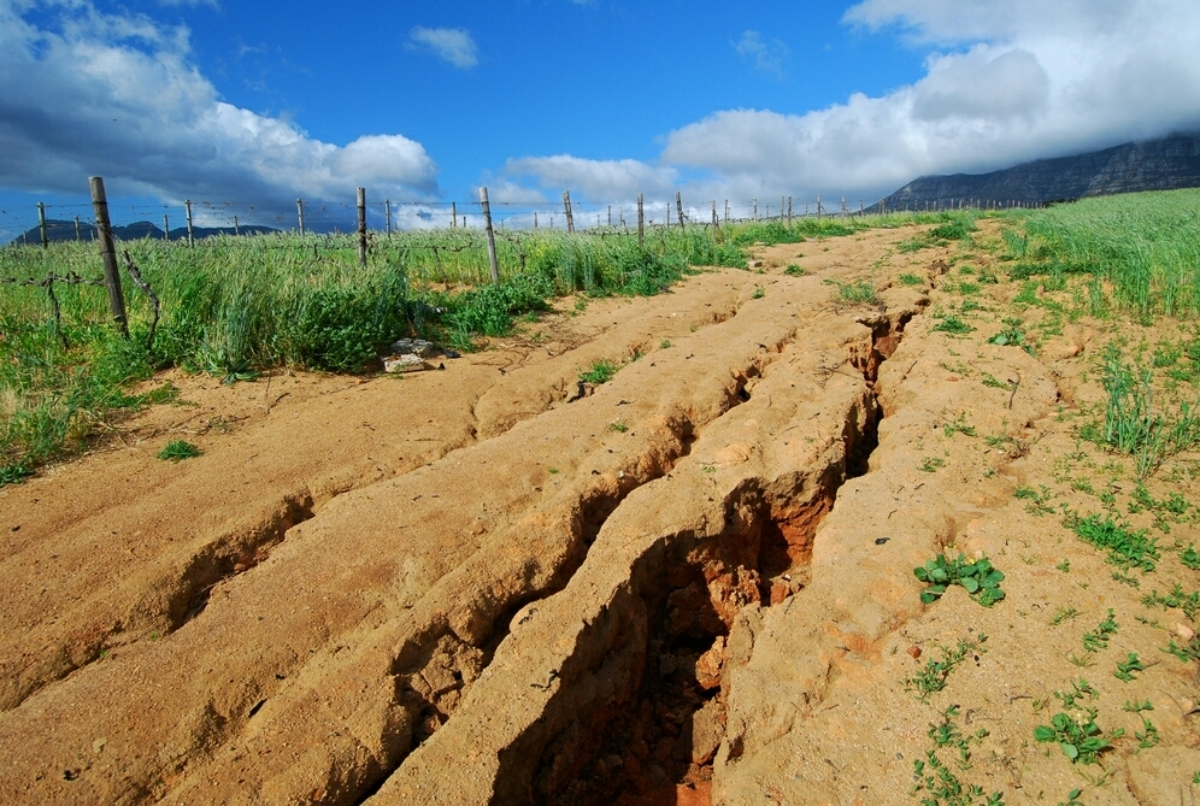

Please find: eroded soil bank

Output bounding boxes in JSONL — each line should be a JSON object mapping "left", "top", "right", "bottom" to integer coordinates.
{"left": 2, "top": 223, "right": 1198, "bottom": 805}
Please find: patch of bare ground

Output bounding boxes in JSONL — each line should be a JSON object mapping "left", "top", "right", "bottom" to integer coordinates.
{"left": 2, "top": 222, "right": 1197, "bottom": 805}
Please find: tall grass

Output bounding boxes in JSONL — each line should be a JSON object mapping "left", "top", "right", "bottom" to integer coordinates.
{"left": 1009, "top": 189, "right": 1200, "bottom": 319}
{"left": 0, "top": 223, "right": 752, "bottom": 480}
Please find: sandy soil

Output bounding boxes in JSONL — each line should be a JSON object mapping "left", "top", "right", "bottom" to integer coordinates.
{"left": 1, "top": 221, "right": 1197, "bottom": 805}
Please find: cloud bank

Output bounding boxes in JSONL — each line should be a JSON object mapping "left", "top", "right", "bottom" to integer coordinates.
{"left": 0, "top": 0, "right": 438, "bottom": 222}
{"left": 505, "top": 0, "right": 1200, "bottom": 205}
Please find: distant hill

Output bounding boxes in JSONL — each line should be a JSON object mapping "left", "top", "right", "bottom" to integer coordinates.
{"left": 870, "top": 133, "right": 1200, "bottom": 212}
{"left": 8, "top": 219, "right": 281, "bottom": 246}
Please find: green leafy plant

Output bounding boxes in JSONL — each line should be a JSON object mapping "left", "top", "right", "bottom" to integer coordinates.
{"left": 1034, "top": 708, "right": 1121, "bottom": 765}
{"left": 1082, "top": 609, "right": 1118, "bottom": 652}
{"left": 914, "top": 555, "right": 1006, "bottom": 607}
{"left": 1181, "top": 544, "right": 1200, "bottom": 570}
{"left": 944, "top": 414, "right": 977, "bottom": 438}
{"left": 1113, "top": 653, "right": 1144, "bottom": 682}
{"left": 579, "top": 358, "right": 620, "bottom": 385}
{"left": 1141, "top": 584, "right": 1200, "bottom": 620}
{"left": 1067, "top": 513, "right": 1159, "bottom": 571}
{"left": 910, "top": 704, "right": 1003, "bottom": 805}
{"left": 1056, "top": 789, "right": 1084, "bottom": 806}
{"left": 1050, "top": 606, "right": 1081, "bottom": 626}
{"left": 156, "top": 440, "right": 201, "bottom": 462}
{"left": 783, "top": 264, "right": 806, "bottom": 276}
{"left": 932, "top": 315, "right": 975, "bottom": 334}
{"left": 608, "top": 421, "right": 628, "bottom": 433}
{"left": 899, "top": 272, "right": 924, "bottom": 286}
{"left": 920, "top": 456, "right": 946, "bottom": 473}
{"left": 987, "top": 326, "right": 1033, "bottom": 354}
{"left": 905, "top": 637, "right": 988, "bottom": 701}
{"left": 752, "top": 284, "right": 765, "bottom": 299}
{"left": 825, "top": 278, "right": 877, "bottom": 304}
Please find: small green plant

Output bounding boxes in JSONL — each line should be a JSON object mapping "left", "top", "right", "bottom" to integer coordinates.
{"left": 980, "top": 372, "right": 1010, "bottom": 390}
{"left": 1050, "top": 606, "right": 1081, "bottom": 626}
{"left": 1141, "top": 584, "right": 1200, "bottom": 620}
{"left": 932, "top": 315, "right": 975, "bottom": 334}
{"left": 905, "top": 637, "right": 988, "bottom": 701}
{"left": 751, "top": 284, "right": 765, "bottom": 299}
{"left": 156, "top": 440, "right": 202, "bottom": 462}
{"left": 1056, "top": 559, "right": 1071, "bottom": 573}
{"left": 899, "top": 272, "right": 924, "bottom": 286}
{"left": 783, "top": 264, "right": 806, "bottom": 276}
{"left": 1165, "top": 635, "right": 1200, "bottom": 663}
{"left": 659, "top": 339, "right": 672, "bottom": 349}
{"left": 1134, "top": 716, "right": 1159, "bottom": 750}
{"left": 987, "top": 326, "right": 1033, "bottom": 354}
{"left": 1056, "top": 789, "right": 1084, "bottom": 806}
{"left": 1113, "top": 653, "right": 1144, "bottom": 682}
{"left": 1082, "top": 609, "right": 1118, "bottom": 652}
{"left": 944, "top": 414, "right": 977, "bottom": 438}
{"left": 825, "top": 278, "right": 877, "bottom": 304}
{"left": 579, "top": 358, "right": 620, "bottom": 385}
{"left": 1015, "top": 485, "right": 1055, "bottom": 516}
{"left": 609, "top": 421, "right": 628, "bottom": 433}
{"left": 1122, "top": 699, "right": 1153, "bottom": 713}
{"left": 1034, "top": 707, "right": 1121, "bottom": 765}
{"left": 914, "top": 555, "right": 1006, "bottom": 607}
{"left": 1181, "top": 544, "right": 1200, "bottom": 570}
{"left": 920, "top": 456, "right": 946, "bottom": 473}
{"left": 1067, "top": 513, "right": 1159, "bottom": 571}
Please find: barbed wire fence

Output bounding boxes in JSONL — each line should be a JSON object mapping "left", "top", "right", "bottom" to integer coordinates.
{"left": 1, "top": 176, "right": 1046, "bottom": 344}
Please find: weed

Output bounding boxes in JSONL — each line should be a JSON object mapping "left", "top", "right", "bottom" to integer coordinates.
{"left": 987, "top": 326, "right": 1033, "bottom": 354}
{"left": 920, "top": 456, "right": 946, "bottom": 473}
{"left": 933, "top": 315, "right": 975, "bottom": 334}
{"left": 1122, "top": 699, "right": 1153, "bottom": 713}
{"left": 1016, "top": 485, "right": 1056, "bottom": 516}
{"left": 1066, "top": 512, "right": 1159, "bottom": 571}
{"left": 1141, "top": 584, "right": 1200, "bottom": 620}
{"left": 1034, "top": 707, "right": 1122, "bottom": 765}
{"left": 944, "top": 414, "right": 978, "bottom": 438}
{"left": 905, "top": 637, "right": 988, "bottom": 701}
{"left": 1056, "top": 559, "right": 1071, "bottom": 573}
{"left": 659, "top": 339, "right": 672, "bottom": 349}
{"left": 1181, "top": 544, "right": 1200, "bottom": 570}
{"left": 899, "top": 272, "right": 924, "bottom": 286}
{"left": 783, "top": 264, "right": 806, "bottom": 276}
{"left": 825, "top": 278, "right": 877, "bottom": 304}
{"left": 751, "top": 284, "right": 765, "bottom": 299}
{"left": 608, "top": 421, "right": 628, "bottom": 433}
{"left": 156, "top": 440, "right": 201, "bottom": 462}
{"left": 1082, "top": 609, "right": 1118, "bottom": 652}
{"left": 579, "top": 359, "right": 620, "bottom": 385}
{"left": 1113, "top": 653, "right": 1144, "bottom": 682}
{"left": 547, "top": 467, "right": 560, "bottom": 475}
{"left": 1134, "top": 716, "right": 1160, "bottom": 750}
{"left": 1056, "top": 789, "right": 1084, "bottom": 806}
{"left": 914, "top": 555, "right": 1006, "bottom": 607}
{"left": 1050, "top": 607, "right": 1081, "bottom": 626}
{"left": 980, "top": 373, "right": 1010, "bottom": 390}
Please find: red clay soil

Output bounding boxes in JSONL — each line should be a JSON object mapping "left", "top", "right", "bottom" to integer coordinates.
{"left": 2, "top": 222, "right": 1197, "bottom": 805}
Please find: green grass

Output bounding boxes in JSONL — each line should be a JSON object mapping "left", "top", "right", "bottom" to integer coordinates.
{"left": 1006, "top": 189, "right": 1200, "bottom": 319}
{"left": 156, "top": 439, "right": 201, "bottom": 461}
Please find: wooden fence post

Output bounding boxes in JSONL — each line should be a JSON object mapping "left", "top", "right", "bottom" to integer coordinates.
{"left": 724, "top": 200, "right": 729, "bottom": 223}
{"left": 74, "top": 215, "right": 81, "bottom": 242}
{"left": 88, "top": 177, "right": 128, "bottom": 338}
{"left": 563, "top": 191, "right": 575, "bottom": 234}
{"left": 163, "top": 214, "right": 169, "bottom": 241}
{"left": 711, "top": 200, "right": 718, "bottom": 228}
{"left": 480, "top": 187, "right": 499, "bottom": 284}
{"left": 185, "top": 199, "right": 195, "bottom": 247}
{"left": 608, "top": 205, "right": 612, "bottom": 228}
{"left": 385, "top": 199, "right": 392, "bottom": 236}
{"left": 452, "top": 201, "right": 457, "bottom": 228}
{"left": 534, "top": 212, "right": 538, "bottom": 229}
{"left": 37, "top": 202, "right": 48, "bottom": 248}
{"left": 234, "top": 215, "right": 240, "bottom": 237}
{"left": 753, "top": 198, "right": 758, "bottom": 220}
{"left": 637, "top": 193, "right": 644, "bottom": 248}
{"left": 817, "top": 194, "right": 822, "bottom": 219}
{"left": 787, "top": 196, "right": 792, "bottom": 226}
{"left": 676, "top": 191, "right": 685, "bottom": 229}
{"left": 357, "top": 188, "right": 367, "bottom": 268}
{"left": 296, "top": 198, "right": 305, "bottom": 236}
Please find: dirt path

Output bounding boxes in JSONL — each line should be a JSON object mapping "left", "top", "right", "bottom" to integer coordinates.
{"left": 1, "top": 223, "right": 1197, "bottom": 805}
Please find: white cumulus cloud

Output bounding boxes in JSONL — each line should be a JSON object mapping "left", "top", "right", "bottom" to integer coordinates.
{"left": 734, "top": 30, "right": 789, "bottom": 79}
{"left": 502, "top": 0, "right": 1200, "bottom": 206}
{"left": 0, "top": 0, "right": 439, "bottom": 224}
{"left": 408, "top": 26, "right": 478, "bottom": 69}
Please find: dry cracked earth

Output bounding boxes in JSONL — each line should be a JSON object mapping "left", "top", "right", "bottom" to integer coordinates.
{"left": 1, "top": 222, "right": 1198, "bottom": 805}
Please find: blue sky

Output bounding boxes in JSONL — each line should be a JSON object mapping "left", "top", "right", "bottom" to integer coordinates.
{"left": 2, "top": 0, "right": 1199, "bottom": 236}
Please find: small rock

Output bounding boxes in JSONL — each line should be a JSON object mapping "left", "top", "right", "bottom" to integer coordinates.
{"left": 907, "top": 645, "right": 922, "bottom": 659}
{"left": 690, "top": 699, "right": 725, "bottom": 765}
{"left": 1178, "top": 623, "right": 1197, "bottom": 641}
{"left": 769, "top": 581, "right": 791, "bottom": 605}
{"left": 695, "top": 636, "right": 726, "bottom": 690}
{"left": 383, "top": 354, "right": 430, "bottom": 373}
